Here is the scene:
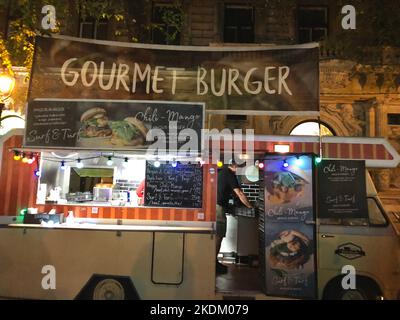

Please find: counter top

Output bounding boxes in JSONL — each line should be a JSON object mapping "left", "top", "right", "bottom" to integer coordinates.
{"left": 3, "top": 223, "right": 214, "bottom": 233}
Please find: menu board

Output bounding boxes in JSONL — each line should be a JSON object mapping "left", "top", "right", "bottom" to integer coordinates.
{"left": 263, "top": 154, "right": 317, "bottom": 299}
{"left": 318, "top": 160, "right": 368, "bottom": 219}
{"left": 24, "top": 99, "right": 204, "bottom": 152}
{"left": 144, "top": 162, "right": 203, "bottom": 208}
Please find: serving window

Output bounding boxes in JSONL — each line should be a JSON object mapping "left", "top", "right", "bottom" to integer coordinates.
{"left": 36, "top": 152, "right": 204, "bottom": 209}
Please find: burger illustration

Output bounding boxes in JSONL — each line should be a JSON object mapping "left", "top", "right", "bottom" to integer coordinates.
{"left": 78, "top": 108, "right": 113, "bottom": 147}
{"left": 269, "top": 230, "right": 312, "bottom": 270}
{"left": 79, "top": 108, "right": 112, "bottom": 137}
{"left": 265, "top": 167, "right": 309, "bottom": 204}
{"left": 109, "top": 117, "right": 148, "bottom": 146}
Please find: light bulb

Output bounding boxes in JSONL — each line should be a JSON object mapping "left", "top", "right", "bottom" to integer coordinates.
{"left": 283, "top": 160, "right": 289, "bottom": 168}
{"left": 27, "top": 156, "right": 36, "bottom": 165}
{"left": 76, "top": 159, "right": 83, "bottom": 168}
{"left": 295, "top": 156, "right": 303, "bottom": 166}
{"left": 107, "top": 156, "right": 113, "bottom": 166}
{"left": 154, "top": 160, "right": 160, "bottom": 168}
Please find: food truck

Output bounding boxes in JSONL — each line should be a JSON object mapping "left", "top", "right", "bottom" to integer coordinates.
{"left": 1, "top": 129, "right": 399, "bottom": 300}
{"left": 0, "top": 36, "right": 399, "bottom": 300}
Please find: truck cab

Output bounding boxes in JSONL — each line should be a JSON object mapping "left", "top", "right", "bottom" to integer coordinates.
{"left": 317, "top": 170, "right": 400, "bottom": 299}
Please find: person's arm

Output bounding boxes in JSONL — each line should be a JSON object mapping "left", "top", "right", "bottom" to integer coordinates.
{"left": 233, "top": 188, "right": 253, "bottom": 208}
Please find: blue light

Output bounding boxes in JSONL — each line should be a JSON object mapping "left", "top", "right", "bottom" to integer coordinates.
{"left": 315, "top": 157, "right": 322, "bottom": 164}
{"left": 171, "top": 160, "right": 178, "bottom": 168}
{"left": 295, "top": 156, "right": 303, "bottom": 166}
{"left": 283, "top": 160, "right": 289, "bottom": 168}
{"left": 34, "top": 170, "right": 41, "bottom": 177}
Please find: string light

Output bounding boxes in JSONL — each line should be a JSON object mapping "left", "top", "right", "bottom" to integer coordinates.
{"left": 154, "top": 160, "right": 160, "bottom": 168}
{"left": 295, "top": 155, "right": 303, "bottom": 166}
{"left": 283, "top": 159, "right": 289, "bottom": 168}
{"left": 27, "top": 154, "right": 36, "bottom": 165}
{"left": 106, "top": 156, "right": 113, "bottom": 166}
{"left": 76, "top": 158, "right": 83, "bottom": 169}
{"left": 34, "top": 169, "right": 41, "bottom": 177}
{"left": 171, "top": 160, "right": 178, "bottom": 168}
{"left": 217, "top": 161, "right": 223, "bottom": 168}
{"left": 13, "top": 151, "right": 21, "bottom": 161}
{"left": 258, "top": 162, "right": 264, "bottom": 169}
{"left": 122, "top": 157, "right": 129, "bottom": 168}
{"left": 315, "top": 156, "right": 322, "bottom": 164}
{"left": 21, "top": 153, "right": 29, "bottom": 163}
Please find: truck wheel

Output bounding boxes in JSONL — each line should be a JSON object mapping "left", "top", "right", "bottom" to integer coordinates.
{"left": 75, "top": 275, "right": 140, "bottom": 300}
{"left": 324, "top": 278, "right": 382, "bottom": 300}
{"left": 93, "top": 278, "right": 125, "bottom": 300}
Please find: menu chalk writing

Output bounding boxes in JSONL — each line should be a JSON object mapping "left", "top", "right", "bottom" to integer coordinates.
{"left": 318, "top": 160, "right": 368, "bottom": 219}
{"left": 145, "top": 162, "right": 203, "bottom": 208}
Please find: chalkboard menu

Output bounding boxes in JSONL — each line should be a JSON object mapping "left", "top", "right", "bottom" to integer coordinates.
{"left": 318, "top": 160, "right": 368, "bottom": 219}
{"left": 144, "top": 162, "right": 203, "bottom": 208}
{"left": 24, "top": 99, "right": 204, "bottom": 151}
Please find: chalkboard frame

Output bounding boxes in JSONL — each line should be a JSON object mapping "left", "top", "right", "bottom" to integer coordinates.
{"left": 144, "top": 161, "right": 204, "bottom": 209}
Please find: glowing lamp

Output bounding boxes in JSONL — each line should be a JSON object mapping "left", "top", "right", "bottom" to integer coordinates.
{"left": 106, "top": 156, "right": 113, "bottom": 166}
{"left": 283, "top": 160, "right": 289, "bottom": 168}
{"left": 0, "top": 73, "right": 15, "bottom": 98}
{"left": 76, "top": 159, "right": 83, "bottom": 169}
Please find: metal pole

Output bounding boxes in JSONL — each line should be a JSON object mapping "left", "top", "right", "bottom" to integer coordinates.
{"left": 0, "top": 102, "right": 4, "bottom": 119}
{"left": 318, "top": 116, "right": 322, "bottom": 158}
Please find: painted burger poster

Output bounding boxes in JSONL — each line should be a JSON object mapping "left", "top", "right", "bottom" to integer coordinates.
{"left": 24, "top": 99, "right": 204, "bottom": 152}
{"left": 263, "top": 155, "right": 317, "bottom": 299}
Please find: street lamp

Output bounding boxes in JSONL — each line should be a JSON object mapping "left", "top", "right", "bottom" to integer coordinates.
{"left": 0, "top": 72, "right": 15, "bottom": 99}
{"left": 0, "top": 71, "right": 22, "bottom": 128}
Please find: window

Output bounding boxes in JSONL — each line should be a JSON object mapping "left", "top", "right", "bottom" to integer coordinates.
{"left": 290, "top": 121, "right": 334, "bottom": 136}
{"left": 387, "top": 113, "right": 400, "bottom": 125}
{"left": 224, "top": 5, "right": 254, "bottom": 43}
{"left": 151, "top": 3, "right": 181, "bottom": 45}
{"left": 367, "top": 198, "right": 388, "bottom": 226}
{"left": 79, "top": 18, "right": 109, "bottom": 40}
{"left": 298, "top": 7, "right": 328, "bottom": 43}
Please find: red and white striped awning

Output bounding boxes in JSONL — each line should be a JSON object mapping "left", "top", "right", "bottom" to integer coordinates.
{"left": 206, "top": 135, "right": 400, "bottom": 168}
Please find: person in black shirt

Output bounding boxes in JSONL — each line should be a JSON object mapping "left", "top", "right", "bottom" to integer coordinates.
{"left": 216, "top": 161, "right": 253, "bottom": 274}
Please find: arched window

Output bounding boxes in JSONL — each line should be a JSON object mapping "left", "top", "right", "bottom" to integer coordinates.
{"left": 290, "top": 121, "right": 335, "bottom": 136}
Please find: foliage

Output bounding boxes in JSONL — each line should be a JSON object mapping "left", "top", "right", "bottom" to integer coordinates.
{"left": 331, "top": 0, "right": 400, "bottom": 63}
{"left": 0, "top": 0, "right": 132, "bottom": 71}
{"left": 147, "top": 1, "right": 185, "bottom": 45}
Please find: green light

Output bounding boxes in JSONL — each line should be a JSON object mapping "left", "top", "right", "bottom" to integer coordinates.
{"left": 315, "top": 157, "right": 322, "bottom": 164}
{"left": 19, "top": 208, "right": 27, "bottom": 216}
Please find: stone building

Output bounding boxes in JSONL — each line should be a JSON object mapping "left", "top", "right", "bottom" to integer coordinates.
{"left": 1, "top": 0, "right": 400, "bottom": 196}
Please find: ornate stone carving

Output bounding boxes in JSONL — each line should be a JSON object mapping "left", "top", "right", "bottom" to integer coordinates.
{"left": 322, "top": 103, "right": 365, "bottom": 136}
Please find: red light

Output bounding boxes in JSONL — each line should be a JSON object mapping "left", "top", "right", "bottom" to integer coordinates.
{"left": 258, "top": 162, "right": 264, "bottom": 169}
